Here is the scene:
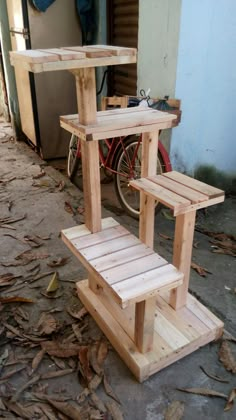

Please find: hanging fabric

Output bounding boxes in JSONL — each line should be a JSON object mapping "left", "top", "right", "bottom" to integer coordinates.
{"left": 76, "top": 0, "right": 96, "bottom": 45}
{"left": 30, "top": 0, "right": 56, "bottom": 12}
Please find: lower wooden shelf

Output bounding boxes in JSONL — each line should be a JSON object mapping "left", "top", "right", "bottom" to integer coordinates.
{"left": 77, "top": 279, "right": 223, "bottom": 382}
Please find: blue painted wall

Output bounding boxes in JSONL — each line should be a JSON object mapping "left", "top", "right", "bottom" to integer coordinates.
{"left": 170, "top": 0, "right": 236, "bottom": 176}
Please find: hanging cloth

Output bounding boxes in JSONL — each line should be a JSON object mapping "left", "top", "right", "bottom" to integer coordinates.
{"left": 76, "top": 0, "right": 96, "bottom": 45}
{"left": 30, "top": 0, "right": 56, "bottom": 12}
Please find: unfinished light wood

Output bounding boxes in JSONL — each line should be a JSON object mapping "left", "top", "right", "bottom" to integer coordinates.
{"left": 101, "top": 96, "right": 128, "bottom": 110}
{"left": 77, "top": 281, "right": 223, "bottom": 382}
{"left": 10, "top": 45, "right": 137, "bottom": 73}
{"left": 135, "top": 298, "right": 156, "bottom": 353}
{"left": 61, "top": 218, "right": 183, "bottom": 308}
{"left": 130, "top": 172, "right": 224, "bottom": 216}
{"left": 60, "top": 108, "right": 176, "bottom": 141}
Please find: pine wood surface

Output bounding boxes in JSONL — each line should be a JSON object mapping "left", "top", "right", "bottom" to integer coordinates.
{"left": 61, "top": 218, "right": 183, "bottom": 308}
{"left": 77, "top": 280, "right": 224, "bottom": 382}
{"left": 60, "top": 108, "right": 176, "bottom": 141}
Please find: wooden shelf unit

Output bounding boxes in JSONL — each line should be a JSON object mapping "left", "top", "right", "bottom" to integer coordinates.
{"left": 10, "top": 44, "right": 224, "bottom": 382}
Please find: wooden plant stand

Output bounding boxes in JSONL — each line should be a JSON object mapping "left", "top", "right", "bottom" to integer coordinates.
{"left": 10, "top": 45, "right": 225, "bottom": 382}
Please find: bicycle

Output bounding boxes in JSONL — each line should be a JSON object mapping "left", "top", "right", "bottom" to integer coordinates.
{"left": 67, "top": 93, "right": 181, "bottom": 218}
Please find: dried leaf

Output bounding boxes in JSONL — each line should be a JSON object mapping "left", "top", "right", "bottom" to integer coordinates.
{"left": 46, "top": 399, "right": 82, "bottom": 420}
{"left": 88, "top": 374, "right": 103, "bottom": 391}
{"left": 0, "top": 273, "right": 21, "bottom": 286}
{"left": 57, "top": 180, "right": 65, "bottom": 191}
{"left": 200, "top": 365, "right": 229, "bottom": 383}
{"left": 159, "top": 233, "right": 173, "bottom": 240}
{"left": 90, "top": 392, "right": 106, "bottom": 413}
{"left": 89, "top": 344, "right": 103, "bottom": 376}
{"left": 106, "top": 401, "right": 124, "bottom": 420}
{"left": 97, "top": 341, "right": 108, "bottom": 367}
{"left": 78, "top": 346, "right": 93, "bottom": 384}
{"left": 37, "top": 313, "right": 58, "bottom": 335}
{"left": 224, "top": 388, "right": 236, "bottom": 411}
{"left": 164, "top": 400, "right": 185, "bottom": 420}
{"left": 0, "top": 349, "right": 9, "bottom": 366}
{"left": 46, "top": 272, "right": 59, "bottom": 293}
{"left": 191, "top": 262, "right": 212, "bottom": 277}
{"left": 219, "top": 341, "right": 236, "bottom": 373}
{"left": 23, "top": 235, "right": 42, "bottom": 248}
{"left": 177, "top": 387, "right": 228, "bottom": 399}
{"left": 72, "top": 323, "right": 82, "bottom": 342}
{"left": 41, "top": 341, "right": 80, "bottom": 358}
{"left": 15, "top": 250, "right": 49, "bottom": 262}
{"left": 29, "top": 270, "right": 55, "bottom": 284}
{"left": 64, "top": 201, "right": 76, "bottom": 215}
{"left": 4, "top": 400, "right": 37, "bottom": 419}
{"left": 32, "top": 170, "right": 46, "bottom": 179}
{"left": 0, "top": 366, "right": 26, "bottom": 384}
{"left": 47, "top": 257, "right": 70, "bottom": 268}
{"left": 103, "top": 375, "right": 121, "bottom": 404}
{"left": 50, "top": 356, "right": 66, "bottom": 370}
{"left": 31, "top": 349, "right": 45, "bottom": 372}
{"left": 41, "top": 368, "right": 74, "bottom": 380}
{"left": 0, "top": 296, "right": 34, "bottom": 303}
{"left": 40, "top": 290, "right": 63, "bottom": 299}
{"left": 67, "top": 306, "right": 88, "bottom": 320}
{"left": 161, "top": 209, "right": 175, "bottom": 221}
{"left": 11, "top": 374, "right": 40, "bottom": 402}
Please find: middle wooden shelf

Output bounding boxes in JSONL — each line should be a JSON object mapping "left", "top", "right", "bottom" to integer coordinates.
{"left": 60, "top": 107, "right": 176, "bottom": 141}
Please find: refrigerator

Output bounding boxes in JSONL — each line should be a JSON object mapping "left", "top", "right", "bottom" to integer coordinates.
{"left": 7, "top": 0, "right": 82, "bottom": 159}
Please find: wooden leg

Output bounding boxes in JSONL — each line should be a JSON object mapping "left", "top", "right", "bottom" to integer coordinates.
{"left": 135, "top": 298, "right": 156, "bottom": 353}
{"left": 170, "top": 210, "right": 196, "bottom": 310}
{"left": 80, "top": 141, "right": 101, "bottom": 233}
{"left": 139, "top": 131, "right": 159, "bottom": 248}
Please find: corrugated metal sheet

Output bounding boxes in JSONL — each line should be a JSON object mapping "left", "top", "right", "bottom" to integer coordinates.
{"left": 108, "top": 0, "right": 138, "bottom": 96}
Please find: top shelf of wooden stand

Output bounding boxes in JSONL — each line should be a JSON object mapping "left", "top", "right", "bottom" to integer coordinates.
{"left": 10, "top": 45, "right": 137, "bottom": 73}
{"left": 60, "top": 107, "right": 177, "bottom": 141}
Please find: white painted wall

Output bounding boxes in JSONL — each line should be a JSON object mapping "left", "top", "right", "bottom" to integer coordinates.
{"left": 137, "top": 0, "right": 181, "bottom": 98}
{"left": 171, "top": 0, "right": 236, "bottom": 175}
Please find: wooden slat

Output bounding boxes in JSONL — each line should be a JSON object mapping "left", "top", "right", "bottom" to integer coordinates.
{"left": 10, "top": 49, "right": 58, "bottom": 63}
{"left": 149, "top": 174, "right": 209, "bottom": 203}
{"left": 91, "top": 243, "right": 154, "bottom": 272}
{"left": 39, "top": 48, "right": 86, "bottom": 60}
{"left": 101, "top": 253, "right": 167, "bottom": 285}
{"left": 130, "top": 178, "right": 191, "bottom": 214}
{"left": 87, "top": 44, "right": 136, "bottom": 56}
{"left": 135, "top": 298, "right": 156, "bottom": 353}
{"left": 61, "top": 217, "right": 118, "bottom": 241}
{"left": 154, "top": 311, "right": 189, "bottom": 350}
{"left": 113, "top": 264, "right": 183, "bottom": 307}
{"left": 80, "top": 234, "right": 140, "bottom": 260}
{"left": 71, "top": 225, "right": 129, "bottom": 250}
{"left": 164, "top": 171, "right": 224, "bottom": 198}
{"left": 63, "top": 46, "right": 113, "bottom": 58}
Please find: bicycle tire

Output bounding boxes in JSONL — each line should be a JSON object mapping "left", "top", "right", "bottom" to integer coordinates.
{"left": 67, "top": 135, "right": 83, "bottom": 190}
{"left": 114, "top": 137, "right": 166, "bottom": 219}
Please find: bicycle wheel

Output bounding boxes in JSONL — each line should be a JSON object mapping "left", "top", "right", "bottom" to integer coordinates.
{"left": 67, "top": 134, "right": 83, "bottom": 190}
{"left": 114, "top": 137, "right": 165, "bottom": 219}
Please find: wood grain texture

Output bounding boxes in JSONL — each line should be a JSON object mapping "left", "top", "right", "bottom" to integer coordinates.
{"left": 135, "top": 298, "right": 156, "bottom": 353}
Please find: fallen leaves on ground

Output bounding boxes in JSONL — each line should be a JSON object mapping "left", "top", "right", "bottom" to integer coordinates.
{"left": 191, "top": 262, "right": 212, "bottom": 277}
{"left": 106, "top": 401, "right": 124, "bottom": 420}
{"left": 47, "top": 257, "right": 70, "bottom": 267}
{"left": 64, "top": 201, "right": 76, "bottom": 215}
{"left": 178, "top": 386, "right": 236, "bottom": 412}
{"left": 159, "top": 232, "right": 173, "bottom": 240}
{"left": 15, "top": 250, "right": 50, "bottom": 263}
{"left": 224, "top": 389, "right": 236, "bottom": 411}
{"left": 0, "top": 273, "right": 22, "bottom": 287}
{"left": 32, "top": 170, "right": 46, "bottom": 179}
{"left": 164, "top": 400, "right": 185, "bottom": 420}
{"left": 195, "top": 227, "right": 236, "bottom": 257}
{"left": 67, "top": 306, "right": 88, "bottom": 320}
{"left": 218, "top": 341, "right": 236, "bottom": 373}
{"left": 41, "top": 341, "right": 81, "bottom": 358}
{"left": 0, "top": 296, "right": 34, "bottom": 304}
{"left": 200, "top": 365, "right": 229, "bottom": 383}
{"left": 46, "top": 272, "right": 59, "bottom": 293}
{"left": 0, "top": 214, "right": 26, "bottom": 229}
{"left": 37, "top": 313, "right": 58, "bottom": 335}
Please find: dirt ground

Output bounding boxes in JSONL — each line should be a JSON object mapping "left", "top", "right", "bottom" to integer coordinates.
{"left": 0, "top": 121, "right": 236, "bottom": 420}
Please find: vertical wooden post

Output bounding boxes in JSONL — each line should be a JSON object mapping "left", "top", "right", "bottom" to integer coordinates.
{"left": 73, "top": 67, "right": 101, "bottom": 233}
{"left": 170, "top": 210, "right": 196, "bottom": 310}
{"left": 139, "top": 131, "right": 159, "bottom": 248}
{"left": 134, "top": 298, "right": 156, "bottom": 353}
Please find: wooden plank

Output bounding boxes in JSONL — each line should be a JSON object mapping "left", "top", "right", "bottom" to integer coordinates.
{"left": 170, "top": 211, "right": 196, "bottom": 310}
{"left": 71, "top": 225, "right": 129, "bottom": 250}
{"left": 135, "top": 298, "right": 156, "bottom": 353}
{"left": 113, "top": 264, "right": 183, "bottom": 308}
{"left": 154, "top": 311, "right": 189, "bottom": 350}
{"left": 10, "top": 49, "right": 58, "bottom": 63}
{"left": 91, "top": 243, "right": 154, "bottom": 272}
{"left": 139, "top": 132, "right": 159, "bottom": 248}
{"left": 130, "top": 178, "right": 191, "bottom": 214}
{"left": 101, "top": 253, "right": 167, "bottom": 285}
{"left": 61, "top": 217, "right": 119, "bottom": 241}
{"left": 74, "top": 67, "right": 97, "bottom": 125}
{"left": 77, "top": 279, "right": 150, "bottom": 382}
{"left": 61, "top": 106, "right": 150, "bottom": 121}
{"left": 64, "top": 46, "right": 113, "bottom": 58}
{"left": 80, "top": 234, "right": 140, "bottom": 261}
{"left": 164, "top": 171, "right": 224, "bottom": 198}
{"left": 87, "top": 44, "right": 137, "bottom": 56}
{"left": 174, "top": 195, "right": 225, "bottom": 216}
{"left": 39, "top": 48, "right": 86, "bottom": 60}
{"left": 149, "top": 175, "right": 209, "bottom": 204}
{"left": 187, "top": 293, "right": 224, "bottom": 332}
{"left": 10, "top": 53, "right": 137, "bottom": 73}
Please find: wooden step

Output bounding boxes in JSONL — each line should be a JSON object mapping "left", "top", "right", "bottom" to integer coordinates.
{"left": 60, "top": 107, "right": 176, "bottom": 141}
{"left": 130, "top": 172, "right": 225, "bottom": 216}
{"left": 61, "top": 217, "right": 183, "bottom": 308}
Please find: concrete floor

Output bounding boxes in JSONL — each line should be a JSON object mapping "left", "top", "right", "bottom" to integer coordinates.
{"left": 0, "top": 122, "right": 235, "bottom": 419}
